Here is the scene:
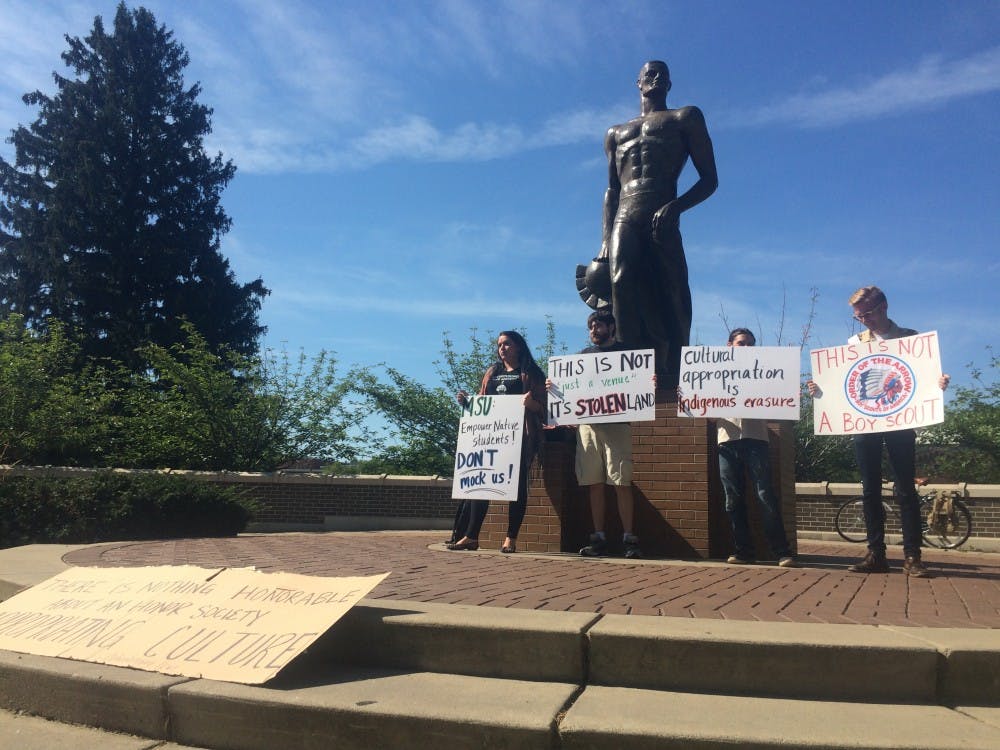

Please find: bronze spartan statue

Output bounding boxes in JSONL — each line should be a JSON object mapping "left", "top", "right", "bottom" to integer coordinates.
{"left": 577, "top": 60, "right": 718, "bottom": 388}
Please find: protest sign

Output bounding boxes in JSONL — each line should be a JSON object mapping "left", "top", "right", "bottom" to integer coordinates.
{"left": 809, "top": 331, "right": 945, "bottom": 435}
{"left": 677, "top": 345, "right": 801, "bottom": 420}
{"left": 0, "top": 565, "right": 388, "bottom": 684}
{"left": 452, "top": 395, "right": 524, "bottom": 501}
{"left": 546, "top": 348, "right": 656, "bottom": 426}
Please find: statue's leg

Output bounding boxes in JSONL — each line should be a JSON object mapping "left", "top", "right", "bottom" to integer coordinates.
{"left": 654, "top": 226, "right": 691, "bottom": 389}
{"left": 609, "top": 220, "right": 643, "bottom": 345}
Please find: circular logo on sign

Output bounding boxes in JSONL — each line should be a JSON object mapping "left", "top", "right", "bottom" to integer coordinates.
{"left": 844, "top": 354, "right": 915, "bottom": 417}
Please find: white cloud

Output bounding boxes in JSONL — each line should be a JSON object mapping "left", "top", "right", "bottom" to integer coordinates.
{"left": 738, "top": 47, "right": 1000, "bottom": 128}
{"left": 0, "top": 0, "right": 646, "bottom": 173}
{"left": 273, "top": 285, "right": 581, "bottom": 324}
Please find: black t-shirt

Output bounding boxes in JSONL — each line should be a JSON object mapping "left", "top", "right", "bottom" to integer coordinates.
{"left": 488, "top": 367, "right": 524, "bottom": 396}
{"left": 579, "top": 342, "right": 628, "bottom": 355}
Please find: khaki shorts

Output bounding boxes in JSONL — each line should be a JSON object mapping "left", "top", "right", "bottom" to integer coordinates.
{"left": 575, "top": 423, "right": 633, "bottom": 486}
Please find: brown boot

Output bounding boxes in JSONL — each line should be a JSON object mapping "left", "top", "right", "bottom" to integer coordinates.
{"left": 903, "top": 555, "right": 933, "bottom": 578}
{"left": 848, "top": 550, "right": 890, "bottom": 574}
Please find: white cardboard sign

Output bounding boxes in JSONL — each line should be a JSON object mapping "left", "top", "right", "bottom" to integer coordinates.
{"left": 677, "top": 345, "right": 801, "bottom": 420}
{"left": 809, "top": 331, "right": 945, "bottom": 435}
{"left": 452, "top": 395, "right": 524, "bottom": 502}
{"left": 0, "top": 565, "right": 388, "bottom": 684}
{"left": 546, "top": 348, "right": 656, "bottom": 425}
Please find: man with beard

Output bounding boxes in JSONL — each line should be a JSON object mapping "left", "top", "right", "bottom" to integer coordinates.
{"left": 551, "top": 310, "right": 644, "bottom": 558}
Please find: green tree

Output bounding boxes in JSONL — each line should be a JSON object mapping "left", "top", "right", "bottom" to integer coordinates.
{"left": 794, "top": 387, "right": 857, "bottom": 482}
{"left": 0, "top": 314, "right": 121, "bottom": 466}
{"left": 0, "top": 2, "right": 267, "bottom": 369}
{"left": 354, "top": 320, "right": 564, "bottom": 476}
{"left": 125, "top": 324, "right": 361, "bottom": 471}
{"left": 0, "top": 317, "right": 361, "bottom": 472}
{"left": 919, "top": 348, "right": 1000, "bottom": 482}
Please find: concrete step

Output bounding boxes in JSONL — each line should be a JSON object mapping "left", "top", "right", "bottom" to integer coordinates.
{"left": 562, "top": 687, "right": 1000, "bottom": 750}
{"left": 3, "top": 598, "right": 1000, "bottom": 749}
{"left": 0, "top": 708, "right": 208, "bottom": 750}
{"left": 317, "top": 598, "right": 1000, "bottom": 705}
{"left": 170, "top": 665, "right": 577, "bottom": 750}
{"left": 3, "top": 650, "right": 1000, "bottom": 750}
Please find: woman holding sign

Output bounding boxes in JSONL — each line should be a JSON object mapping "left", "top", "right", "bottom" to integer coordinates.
{"left": 449, "top": 331, "right": 546, "bottom": 553}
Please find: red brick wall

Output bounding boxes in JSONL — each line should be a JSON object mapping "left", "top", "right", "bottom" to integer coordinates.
{"left": 796, "top": 483, "right": 1000, "bottom": 539}
{"left": 478, "top": 392, "right": 796, "bottom": 559}
{"left": 6, "top": 465, "right": 995, "bottom": 544}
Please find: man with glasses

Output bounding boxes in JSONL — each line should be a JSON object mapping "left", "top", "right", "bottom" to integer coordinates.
{"left": 808, "top": 285, "right": 949, "bottom": 577}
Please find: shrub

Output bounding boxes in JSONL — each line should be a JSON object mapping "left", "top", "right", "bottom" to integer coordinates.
{"left": 0, "top": 472, "right": 257, "bottom": 549}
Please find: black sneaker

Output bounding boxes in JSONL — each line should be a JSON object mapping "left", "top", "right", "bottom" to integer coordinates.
{"left": 579, "top": 534, "right": 607, "bottom": 557}
{"left": 623, "top": 535, "right": 642, "bottom": 559}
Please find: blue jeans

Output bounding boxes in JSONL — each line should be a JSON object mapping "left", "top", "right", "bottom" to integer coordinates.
{"left": 853, "top": 430, "right": 921, "bottom": 557}
{"left": 718, "top": 438, "right": 791, "bottom": 559}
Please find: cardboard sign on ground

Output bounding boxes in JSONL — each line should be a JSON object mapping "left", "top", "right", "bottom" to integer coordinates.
{"left": 0, "top": 565, "right": 388, "bottom": 684}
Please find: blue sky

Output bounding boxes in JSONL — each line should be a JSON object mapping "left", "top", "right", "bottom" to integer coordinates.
{"left": 1, "top": 0, "right": 997, "bottom": 392}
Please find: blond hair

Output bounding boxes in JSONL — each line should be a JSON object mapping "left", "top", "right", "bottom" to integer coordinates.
{"left": 848, "top": 285, "right": 886, "bottom": 307}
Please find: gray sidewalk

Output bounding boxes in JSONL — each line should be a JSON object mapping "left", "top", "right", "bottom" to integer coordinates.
{"left": 2, "top": 533, "right": 999, "bottom": 749}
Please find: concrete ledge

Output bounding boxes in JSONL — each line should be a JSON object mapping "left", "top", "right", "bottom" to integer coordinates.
{"left": 559, "top": 685, "right": 1000, "bottom": 750}
{"left": 0, "top": 543, "right": 78, "bottom": 599}
{"left": 960, "top": 706, "right": 1000, "bottom": 731}
{"left": 168, "top": 667, "right": 576, "bottom": 750}
{"left": 0, "top": 650, "right": 190, "bottom": 738}
{"left": 312, "top": 598, "right": 596, "bottom": 683}
{"left": 587, "top": 615, "right": 940, "bottom": 702}
{"left": 891, "top": 628, "right": 1000, "bottom": 705}
{"left": 0, "top": 708, "right": 167, "bottom": 750}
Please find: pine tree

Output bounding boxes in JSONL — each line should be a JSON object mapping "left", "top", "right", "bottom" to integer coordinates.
{"left": 0, "top": 2, "right": 267, "bottom": 367}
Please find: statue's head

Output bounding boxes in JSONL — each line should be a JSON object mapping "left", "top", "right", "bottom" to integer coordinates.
{"left": 637, "top": 60, "right": 671, "bottom": 97}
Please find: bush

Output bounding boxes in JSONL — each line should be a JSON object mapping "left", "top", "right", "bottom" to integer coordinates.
{"left": 0, "top": 472, "right": 257, "bottom": 549}
{"left": 919, "top": 348, "right": 1000, "bottom": 483}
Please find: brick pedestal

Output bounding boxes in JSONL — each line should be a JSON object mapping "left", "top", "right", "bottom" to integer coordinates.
{"left": 479, "top": 390, "right": 796, "bottom": 559}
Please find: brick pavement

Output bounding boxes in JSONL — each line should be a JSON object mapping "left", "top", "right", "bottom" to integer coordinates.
{"left": 63, "top": 532, "right": 1000, "bottom": 628}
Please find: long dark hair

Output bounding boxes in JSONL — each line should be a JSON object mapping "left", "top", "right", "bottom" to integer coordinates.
{"left": 727, "top": 327, "right": 756, "bottom": 345}
{"left": 495, "top": 330, "right": 544, "bottom": 380}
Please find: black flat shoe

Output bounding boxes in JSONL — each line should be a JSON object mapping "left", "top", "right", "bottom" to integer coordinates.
{"left": 447, "top": 540, "right": 479, "bottom": 551}
{"left": 501, "top": 542, "right": 516, "bottom": 553}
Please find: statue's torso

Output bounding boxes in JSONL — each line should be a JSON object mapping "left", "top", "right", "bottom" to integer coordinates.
{"left": 612, "top": 109, "right": 692, "bottom": 200}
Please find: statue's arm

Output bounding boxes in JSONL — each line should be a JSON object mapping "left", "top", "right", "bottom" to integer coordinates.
{"left": 652, "top": 107, "right": 718, "bottom": 237}
{"left": 600, "top": 126, "right": 620, "bottom": 257}
{"left": 677, "top": 106, "right": 718, "bottom": 212}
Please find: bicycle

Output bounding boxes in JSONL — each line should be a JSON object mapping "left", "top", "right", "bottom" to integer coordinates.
{"left": 834, "top": 478, "right": 972, "bottom": 549}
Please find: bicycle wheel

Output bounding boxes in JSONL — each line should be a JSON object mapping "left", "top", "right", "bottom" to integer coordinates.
{"left": 922, "top": 496, "right": 972, "bottom": 549}
{"left": 835, "top": 498, "right": 869, "bottom": 542}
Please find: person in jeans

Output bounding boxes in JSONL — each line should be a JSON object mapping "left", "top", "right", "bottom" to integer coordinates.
{"left": 716, "top": 328, "right": 796, "bottom": 568}
{"left": 807, "top": 285, "right": 949, "bottom": 577}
